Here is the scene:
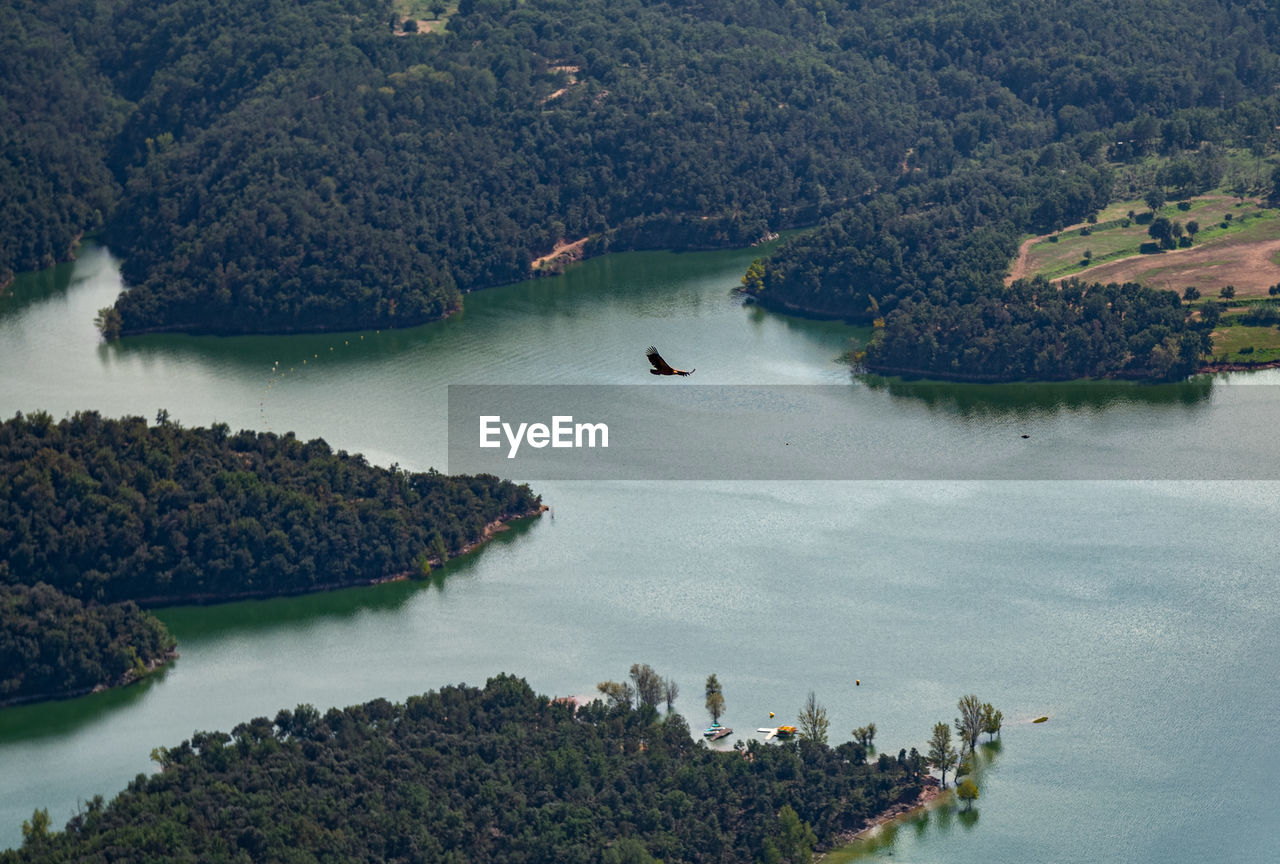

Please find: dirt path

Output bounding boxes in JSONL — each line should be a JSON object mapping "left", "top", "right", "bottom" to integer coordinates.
{"left": 533, "top": 237, "right": 589, "bottom": 270}
{"left": 1006, "top": 219, "right": 1094, "bottom": 285}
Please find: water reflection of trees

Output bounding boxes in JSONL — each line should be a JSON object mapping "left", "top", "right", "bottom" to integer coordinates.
{"left": 0, "top": 665, "right": 171, "bottom": 745}
{"left": 860, "top": 374, "right": 1214, "bottom": 417}
{"left": 833, "top": 734, "right": 1003, "bottom": 859}
{"left": 158, "top": 519, "right": 538, "bottom": 642}
{"left": 0, "top": 254, "right": 77, "bottom": 316}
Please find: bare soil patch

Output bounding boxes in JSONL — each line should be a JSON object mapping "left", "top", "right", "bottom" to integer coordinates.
{"left": 533, "top": 236, "right": 589, "bottom": 270}
{"left": 1006, "top": 195, "right": 1280, "bottom": 296}
{"left": 1075, "top": 236, "right": 1280, "bottom": 297}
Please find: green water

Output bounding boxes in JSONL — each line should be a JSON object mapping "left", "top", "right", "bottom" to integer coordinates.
{"left": 1, "top": 245, "right": 1277, "bottom": 861}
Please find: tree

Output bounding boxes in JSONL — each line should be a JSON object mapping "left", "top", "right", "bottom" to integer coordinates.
{"left": 705, "top": 674, "right": 724, "bottom": 724}
{"left": 94, "top": 307, "right": 122, "bottom": 340}
{"left": 797, "top": 691, "right": 829, "bottom": 745}
{"left": 776, "top": 805, "right": 817, "bottom": 864}
{"left": 662, "top": 677, "right": 679, "bottom": 712}
{"left": 981, "top": 703, "right": 1003, "bottom": 740}
{"left": 603, "top": 838, "right": 658, "bottom": 864}
{"left": 1219, "top": 285, "right": 1236, "bottom": 299}
{"left": 1186, "top": 220, "right": 1200, "bottom": 238}
{"left": 402, "top": 18, "right": 418, "bottom": 32}
{"left": 1183, "top": 286, "right": 1200, "bottom": 301}
{"left": 1144, "top": 189, "right": 1166, "bottom": 213}
{"left": 954, "top": 694, "right": 983, "bottom": 755}
{"left": 1148, "top": 216, "right": 1174, "bottom": 249}
{"left": 430, "top": 0, "right": 447, "bottom": 19}
{"left": 928, "top": 722, "right": 958, "bottom": 787}
{"left": 21, "top": 808, "right": 51, "bottom": 847}
{"left": 957, "top": 778, "right": 979, "bottom": 811}
{"left": 597, "top": 680, "right": 633, "bottom": 709}
{"left": 852, "top": 723, "right": 877, "bottom": 748}
{"left": 629, "top": 663, "right": 663, "bottom": 709}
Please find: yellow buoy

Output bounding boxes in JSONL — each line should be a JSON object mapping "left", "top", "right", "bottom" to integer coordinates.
{"left": 856, "top": 680, "right": 860, "bottom": 686}
{"left": 768, "top": 712, "right": 774, "bottom": 718}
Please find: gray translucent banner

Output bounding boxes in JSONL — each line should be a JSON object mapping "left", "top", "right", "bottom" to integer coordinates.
{"left": 446, "top": 384, "right": 1280, "bottom": 480}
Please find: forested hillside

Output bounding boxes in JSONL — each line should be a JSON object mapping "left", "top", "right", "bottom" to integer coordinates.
{"left": 2, "top": 676, "right": 923, "bottom": 862}
{"left": 4, "top": 0, "right": 1279, "bottom": 365}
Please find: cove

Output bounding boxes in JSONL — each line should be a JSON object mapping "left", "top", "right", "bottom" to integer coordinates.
{"left": 0, "top": 244, "right": 1277, "bottom": 862}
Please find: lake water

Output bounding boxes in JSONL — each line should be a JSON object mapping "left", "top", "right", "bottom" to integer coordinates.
{"left": 0, "top": 244, "right": 1277, "bottom": 861}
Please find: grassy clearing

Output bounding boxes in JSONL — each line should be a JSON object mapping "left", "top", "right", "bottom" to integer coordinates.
{"left": 1022, "top": 195, "right": 1278, "bottom": 281}
{"left": 392, "top": 0, "right": 457, "bottom": 33}
{"left": 1208, "top": 324, "right": 1280, "bottom": 363}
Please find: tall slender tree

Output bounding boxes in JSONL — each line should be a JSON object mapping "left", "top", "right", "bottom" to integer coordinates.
{"left": 662, "top": 677, "right": 680, "bottom": 712}
{"left": 928, "top": 722, "right": 958, "bottom": 788}
{"left": 981, "top": 703, "right": 1004, "bottom": 741}
{"left": 955, "top": 694, "right": 984, "bottom": 755}
{"left": 797, "top": 692, "right": 830, "bottom": 745}
{"left": 705, "top": 674, "right": 725, "bottom": 725}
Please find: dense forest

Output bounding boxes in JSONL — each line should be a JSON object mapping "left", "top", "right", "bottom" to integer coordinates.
{"left": 0, "top": 410, "right": 540, "bottom": 702}
{"left": 5, "top": 0, "right": 1278, "bottom": 353}
{"left": 2, "top": 675, "right": 923, "bottom": 862}
{"left": 0, "top": 582, "right": 174, "bottom": 707}
{"left": 862, "top": 277, "right": 1209, "bottom": 381}
{"left": 0, "top": 410, "right": 541, "bottom": 603}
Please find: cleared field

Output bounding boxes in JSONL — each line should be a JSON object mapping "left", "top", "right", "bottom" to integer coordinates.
{"left": 1208, "top": 324, "right": 1280, "bottom": 363}
{"left": 1014, "top": 195, "right": 1280, "bottom": 297}
{"left": 393, "top": 0, "right": 456, "bottom": 33}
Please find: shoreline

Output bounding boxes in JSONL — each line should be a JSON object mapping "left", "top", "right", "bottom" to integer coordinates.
{"left": 0, "top": 648, "right": 178, "bottom": 710}
{"left": 823, "top": 775, "right": 945, "bottom": 854}
{"left": 128, "top": 504, "right": 548, "bottom": 607}
{"left": 1195, "top": 358, "right": 1280, "bottom": 373}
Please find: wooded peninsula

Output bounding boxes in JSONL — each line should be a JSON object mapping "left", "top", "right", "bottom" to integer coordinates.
{"left": 0, "top": 675, "right": 929, "bottom": 863}
{"left": 0, "top": 410, "right": 541, "bottom": 706}
{"left": 5, "top": 0, "right": 1280, "bottom": 380}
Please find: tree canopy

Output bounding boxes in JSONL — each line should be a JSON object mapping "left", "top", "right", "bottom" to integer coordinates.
{"left": 0, "top": 582, "right": 174, "bottom": 707}
{"left": 0, "top": 410, "right": 540, "bottom": 703}
{"left": 3, "top": 675, "right": 923, "bottom": 862}
{"left": 6, "top": 0, "right": 1278, "bottom": 343}
{"left": 0, "top": 410, "right": 540, "bottom": 604}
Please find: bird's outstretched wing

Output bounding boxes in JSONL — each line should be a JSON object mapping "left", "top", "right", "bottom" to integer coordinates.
{"left": 646, "top": 346, "right": 694, "bottom": 376}
{"left": 646, "top": 346, "right": 676, "bottom": 374}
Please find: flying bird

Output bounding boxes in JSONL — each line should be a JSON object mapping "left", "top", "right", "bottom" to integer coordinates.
{"left": 646, "top": 346, "right": 694, "bottom": 376}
